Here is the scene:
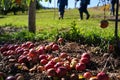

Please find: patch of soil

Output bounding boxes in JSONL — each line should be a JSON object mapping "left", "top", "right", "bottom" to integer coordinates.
{"left": 0, "top": 26, "right": 26, "bottom": 35}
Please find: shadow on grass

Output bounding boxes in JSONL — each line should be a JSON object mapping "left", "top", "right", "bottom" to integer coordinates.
{"left": 0, "top": 16, "right": 5, "bottom": 18}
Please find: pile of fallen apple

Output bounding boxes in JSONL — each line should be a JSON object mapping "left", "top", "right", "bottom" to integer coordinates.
{"left": 0, "top": 38, "right": 110, "bottom": 80}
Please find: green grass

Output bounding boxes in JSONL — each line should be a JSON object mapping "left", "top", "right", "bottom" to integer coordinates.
{"left": 0, "top": 8, "right": 120, "bottom": 45}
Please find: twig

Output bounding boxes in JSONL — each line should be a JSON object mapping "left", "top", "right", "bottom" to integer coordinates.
{"left": 102, "top": 54, "right": 112, "bottom": 72}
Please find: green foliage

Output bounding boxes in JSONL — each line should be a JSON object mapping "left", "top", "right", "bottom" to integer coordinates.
{"left": 12, "top": 30, "right": 35, "bottom": 41}
{"left": 59, "top": 21, "right": 84, "bottom": 42}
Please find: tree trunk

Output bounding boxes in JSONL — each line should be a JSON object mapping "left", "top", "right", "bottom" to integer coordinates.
{"left": 28, "top": 0, "right": 36, "bottom": 33}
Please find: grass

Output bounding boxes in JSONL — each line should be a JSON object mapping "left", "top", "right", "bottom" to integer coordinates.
{"left": 0, "top": 7, "right": 120, "bottom": 45}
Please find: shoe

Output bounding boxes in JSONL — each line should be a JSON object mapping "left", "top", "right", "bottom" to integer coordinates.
{"left": 59, "top": 17, "right": 61, "bottom": 20}
{"left": 86, "top": 15, "right": 90, "bottom": 20}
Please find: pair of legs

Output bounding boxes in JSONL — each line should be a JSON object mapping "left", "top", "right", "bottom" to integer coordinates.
{"left": 110, "top": 2, "right": 116, "bottom": 16}
{"left": 58, "top": 5, "right": 65, "bottom": 19}
{"left": 78, "top": 4, "right": 90, "bottom": 20}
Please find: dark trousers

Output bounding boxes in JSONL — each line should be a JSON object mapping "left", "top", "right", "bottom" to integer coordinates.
{"left": 58, "top": 5, "right": 65, "bottom": 19}
{"left": 78, "top": 4, "right": 90, "bottom": 20}
{"left": 111, "top": 2, "right": 116, "bottom": 15}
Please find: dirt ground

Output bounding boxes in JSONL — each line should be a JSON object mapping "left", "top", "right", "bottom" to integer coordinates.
{"left": 0, "top": 41, "right": 120, "bottom": 80}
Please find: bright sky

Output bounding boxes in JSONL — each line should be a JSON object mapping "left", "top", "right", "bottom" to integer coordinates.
{"left": 40, "top": 0, "right": 109, "bottom": 8}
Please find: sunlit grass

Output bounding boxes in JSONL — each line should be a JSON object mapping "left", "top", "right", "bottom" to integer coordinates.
{"left": 0, "top": 7, "right": 120, "bottom": 42}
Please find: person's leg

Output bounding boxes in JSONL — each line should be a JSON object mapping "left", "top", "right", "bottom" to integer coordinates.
{"left": 78, "top": 8, "right": 83, "bottom": 20}
{"left": 83, "top": 5, "right": 90, "bottom": 19}
{"left": 112, "top": 3, "right": 115, "bottom": 15}
{"left": 58, "top": 6, "right": 61, "bottom": 19}
{"left": 59, "top": 5, "right": 65, "bottom": 19}
{"left": 85, "top": 10, "right": 90, "bottom": 20}
{"left": 61, "top": 5, "right": 65, "bottom": 19}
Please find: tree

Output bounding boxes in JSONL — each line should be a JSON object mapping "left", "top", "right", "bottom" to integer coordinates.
{"left": 28, "top": 0, "right": 36, "bottom": 33}
{"left": 28, "top": 0, "right": 51, "bottom": 33}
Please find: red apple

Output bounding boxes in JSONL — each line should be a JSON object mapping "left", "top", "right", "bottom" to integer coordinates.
{"left": 36, "top": 46, "right": 45, "bottom": 55}
{"left": 97, "top": 72, "right": 109, "bottom": 80}
{"left": 45, "top": 45, "right": 51, "bottom": 51}
{"left": 15, "top": 47, "right": 24, "bottom": 54}
{"left": 44, "top": 62, "right": 54, "bottom": 70}
{"left": 27, "top": 48, "right": 38, "bottom": 63}
{"left": 40, "top": 59, "right": 48, "bottom": 65}
{"left": 80, "top": 57, "right": 90, "bottom": 64}
{"left": 0, "top": 46, "right": 8, "bottom": 53}
{"left": 59, "top": 52, "right": 68, "bottom": 58}
{"left": 39, "top": 54, "right": 47, "bottom": 60}
{"left": 6, "top": 76, "right": 16, "bottom": 80}
{"left": 57, "top": 38, "right": 64, "bottom": 44}
{"left": 81, "top": 52, "right": 90, "bottom": 59}
{"left": 54, "top": 62, "right": 63, "bottom": 69}
{"left": 52, "top": 44, "right": 59, "bottom": 51}
{"left": 75, "top": 63, "right": 86, "bottom": 71}
{"left": 51, "top": 57, "right": 61, "bottom": 63}
{"left": 109, "top": 45, "right": 114, "bottom": 52}
{"left": 28, "top": 43, "right": 34, "bottom": 49}
{"left": 83, "top": 72, "right": 92, "bottom": 79}
{"left": 46, "top": 68, "right": 57, "bottom": 77}
{"left": 56, "top": 66, "right": 67, "bottom": 77}
{"left": 63, "top": 63, "right": 71, "bottom": 71}
{"left": 18, "top": 55, "right": 28, "bottom": 63}
{"left": 49, "top": 42, "right": 55, "bottom": 47}
{"left": 27, "top": 48, "right": 37, "bottom": 58}
{"left": 47, "top": 54, "right": 54, "bottom": 60}
{"left": 48, "top": 60, "right": 56, "bottom": 65}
